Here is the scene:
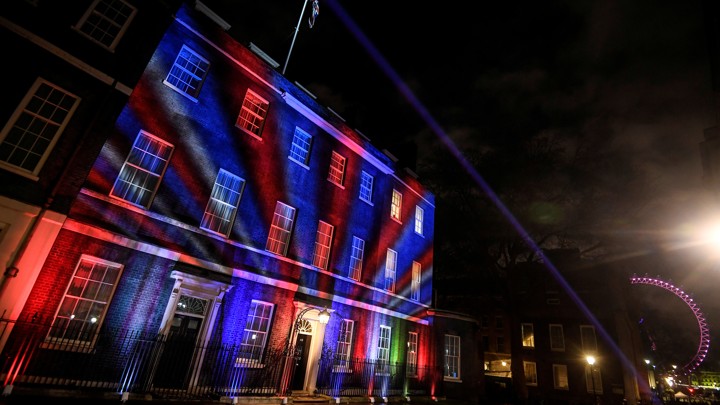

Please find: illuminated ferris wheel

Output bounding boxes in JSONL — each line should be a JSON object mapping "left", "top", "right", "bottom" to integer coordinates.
{"left": 629, "top": 275, "right": 710, "bottom": 374}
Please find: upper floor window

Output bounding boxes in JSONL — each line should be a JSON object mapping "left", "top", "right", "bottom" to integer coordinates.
{"left": 74, "top": 0, "right": 137, "bottom": 50}
{"left": 312, "top": 220, "right": 334, "bottom": 270}
{"left": 496, "top": 336, "right": 505, "bottom": 353}
{"left": 110, "top": 131, "right": 173, "bottom": 208}
{"left": 524, "top": 361, "right": 538, "bottom": 386}
{"left": 377, "top": 325, "right": 391, "bottom": 374}
{"left": 328, "top": 151, "right": 346, "bottom": 187}
{"left": 348, "top": 236, "right": 365, "bottom": 281}
{"left": 266, "top": 202, "right": 296, "bottom": 256}
{"left": 384, "top": 249, "right": 397, "bottom": 293}
{"left": 238, "top": 300, "right": 274, "bottom": 362}
{"left": 201, "top": 169, "right": 245, "bottom": 236}
{"left": 289, "top": 127, "right": 312, "bottom": 167}
{"left": 407, "top": 331, "right": 418, "bottom": 376}
{"left": 580, "top": 325, "right": 597, "bottom": 353}
{"left": 163, "top": 45, "right": 209, "bottom": 101}
{"left": 411, "top": 261, "right": 421, "bottom": 301}
{"left": 0, "top": 78, "right": 80, "bottom": 177}
{"left": 550, "top": 324, "right": 565, "bottom": 351}
{"left": 48, "top": 255, "right": 123, "bottom": 347}
{"left": 359, "top": 171, "right": 374, "bottom": 204}
{"left": 444, "top": 334, "right": 460, "bottom": 380}
{"left": 414, "top": 206, "right": 424, "bottom": 236}
{"left": 521, "top": 323, "right": 535, "bottom": 348}
{"left": 335, "top": 319, "right": 354, "bottom": 371}
{"left": 390, "top": 189, "right": 402, "bottom": 222}
{"left": 553, "top": 364, "right": 569, "bottom": 390}
{"left": 236, "top": 89, "right": 269, "bottom": 140}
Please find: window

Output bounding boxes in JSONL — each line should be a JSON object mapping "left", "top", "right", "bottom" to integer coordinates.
{"left": 266, "top": 202, "right": 296, "bottom": 256}
{"left": 384, "top": 249, "right": 397, "bottom": 292}
{"left": 411, "top": 261, "right": 421, "bottom": 301}
{"left": 0, "top": 78, "right": 80, "bottom": 176}
{"left": 74, "top": 0, "right": 136, "bottom": 50}
{"left": 238, "top": 300, "right": 274, "bottom": 362}
{"left": 495, "top": 316, "right": 504, "bottom": 330}
{"left": 549, "top": 324, "right": 565, "bottom": 351}
{"left": 348, "top": 236, "right": 365, "bottom": 281}
{"left": 521, "top": 323, "right": 535, "bottom": 348}
{"left": 444, "top": 334, "right": 460, "bottom": 379}
{"left": 335, "top": 319, "right": 354, "bottom": 371}
{"left": 524, "top": 361, "right": 538, "bottom": 386}
{"left": 414, "top": 206, "right": 424, "bottom": 236}
{"left": 481, "top": 335, "right": 490, "bottom": 352}
{"left": 201, "top": 169, "right": 245, "bottom": 236}
{"left": 407, "top": 332, "right": 418, "bottom": 376}
{"left": 328, "top": 151, "right": 346, "bottom": 187}
{"left": 586, "top": 364, "right": 603, "bottom": 394}
{"left": 236, "top": 89, "right": 269, "bottom": 139}
{"left": 163, "top": 45, "right": 209, "bottom": 101}
{"left": 312, "top": 221, "right": 334, "bottom": 269}
{"left": 390, "top": 189, "right": 402, "bottom": 222}
{"left": 110, "top": 131, "right": 173, "bottom": 208}
{"left": 496, "top": 336, "right": 505, "bottom": 353}
{"left": 377, "top": 325, "right": 391, "bottom": 374}
{"left": 553, "top": 364, "right": 569, "bottom": 390}
{"left": 580, "top": 325, "right": 597, "bottom": 353}
{"left": 289, "top": 127, "right": 312, "bottom": 166}
{"left": 481, "top": 316, "right": 489, "bottom": 329}
{"left": 359, "top": 171, "right": 374, "bottom": 204}
{"left": 48, "top": 255, "right": 123, "bottom": 345}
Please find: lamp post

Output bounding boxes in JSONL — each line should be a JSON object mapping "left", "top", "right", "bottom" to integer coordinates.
{"left": 279, "top": 306, "right": 331, "bottom": 396}
{"left": 586, "top": 355, "right": 598, "bottom": 405}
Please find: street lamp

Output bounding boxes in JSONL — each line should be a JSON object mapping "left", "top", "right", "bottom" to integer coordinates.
{"left": 586, "top": 355, "right": 598, "bottom": 405}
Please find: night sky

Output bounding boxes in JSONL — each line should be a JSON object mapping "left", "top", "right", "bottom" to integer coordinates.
{"left": 201, "top": 0, "right": 720, "bottom": 369}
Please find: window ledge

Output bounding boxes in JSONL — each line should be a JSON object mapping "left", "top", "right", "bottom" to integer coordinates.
{"left": 443, "top": 377, "right": 462, "bottom": 383}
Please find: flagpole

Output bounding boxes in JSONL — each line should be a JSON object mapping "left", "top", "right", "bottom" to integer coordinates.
{"left": 282, "top": 0, "right": 309, "bottom": 75}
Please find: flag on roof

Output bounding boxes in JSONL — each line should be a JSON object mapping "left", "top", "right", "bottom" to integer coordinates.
{"left": 308, "top": 0, "right": 319, "bottom": 28}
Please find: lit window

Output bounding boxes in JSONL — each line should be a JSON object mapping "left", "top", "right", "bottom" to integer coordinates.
{"left": 391, "top": 189, "right": 402, "bottom": 222}
{"left": 0, "top": 78, "right": 80, "bottom": 176}
{"left": 74, "top": 0, "right": 136, "bottom": 50}
{"left": 414, "top": 206, "right": 424, "bottom": 235}
{"left": 377, "top": 325, "right": 391, "bottom": 374}
{"left": 163, "top": 45, "right": 209, "bottom": 101}
{"left": 411, "top": 261, "right": 421, "bottom": 301}
{"left": 580, "top": 325, "right": 597, "bottom": 353}
{"left": 312, "top": 220, "right": 334, "bottom": 269}
{"left": 359, "top": 171, "right": 373, "bottom": 204}
{"left": 238, "top": 300, "right": 274, "bottom": 361}
{"left": 110, "top": 131, "right": 173, "bottom": 208}
{"left": 328, "top": 151, "right": 346, "bottom": 187}
{"left": 384, "top": 249, "right": 397, "bottom": 292}
{"left": 553, "top": 364, "right": 569, "bottom": 390}
{"left": 236, "top": 89, "right": 269, "bottom": 139}
{"left": 524, "top": 361, "right": 538, "bottom": 386}
{"left": 265, "top": 201, "right": 296, "bottom": 256}
{"left": 334, "top": 319, "right": 354, "bottom": 371}
{"left": 444, "top": 334, "right": 460, "bottom": 379}
{"left": 348, "top": 236, "right": 365, "bottom": 281}
{"left": 550, "top": 324, "right": 565, "bottom": 351}
{"left": 48, "top": 255, "right": 123, "bottom": 346}
{"left": 407, "top": 332, "right": 418, "bottom": 376}
{"left": 289, "top": 127, "right": 312, "bottom": 166}
{"left": 201, "top": 169, "right": 245, "bottom": 236}
{"left": 521, "top": 323, "right": 535, "bottom": 348}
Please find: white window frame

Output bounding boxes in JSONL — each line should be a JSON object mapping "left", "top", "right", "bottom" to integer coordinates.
{"left": 407, "top": 331, "right": 418, "bottom": 376}
{"left": 444, "top": 334, "right": 460, "bottom": 380}
{"left": 377, "top": 325, "right": 392, "bottom": 375}
{"left": 312, "top": 220, "right": 334, "bottom": 269}
{"left": 237, "top": 300, "right": 274, "bottom": 363}
{"left": 384, "top": 249, "right": 397, "bottom": 292}
{"left": 414, "top": 205, "right": 424, "bottom": 236}
{"left": 328, "top": 151, "right": 346, "bottom": 187}
{"left": 524, "top": 361, "right": 538, "bottom": 386}
{"left": 47, "top": 255, "right": 123, "bottom": 349}
{"left": 288, "top": 127, "right": 312, "bottom": 167}
{"left": 265, "top": 202, "right": 296, "bottom": 256}
{"left": 163, "top": 45, "right": 210, "bottom": 102}
{"left": 236, "top": 89, "right": 269, "bottom": 140}
{"left": 411, "top": 261, "right": 421, "bottom": 301}
{"left": 0, "top": 78, "right": 80, "bottom": 178}
{"left": 580, "top": 325, "right": 598, "bottom": 353}
{"left": 348, "top": 236, "right": 365, "bottom": 281}
{"left": 74, "top": 0, "right": 137, "bottom": 51}
{"left": 200, "top": 169, "right": 245, "bottom": 236}
{"left": 110, "top": 130, "right": 173, "bottom": 208}
{"left": 553, "top": 364, "right": 569, "bottom": 390}
{"left": 521, "top": 323, "right": 535, "bottom": 348}
{"left": 391, "top": 189, "right": 402, "bottom": 222}
{"left": 359, "top": 171, "right": 374, "bottom": 204}
{"left": 549, "top": 324, "right": 565, "bottom": 351}
{"left": 334, "top": 319, "right": 354, "bottom": 372}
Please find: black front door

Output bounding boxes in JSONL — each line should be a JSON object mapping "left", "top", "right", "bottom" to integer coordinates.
{"left": 153, "top": 311, "right": 204, "bottom": 388}
{"left": 291, "top": 333, "right": 312, "bottom": 391}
